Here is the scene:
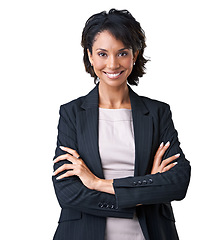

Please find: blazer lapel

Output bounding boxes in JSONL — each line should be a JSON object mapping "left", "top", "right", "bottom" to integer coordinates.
{"left": 80, "top": 85, "right": 104, "bottom": 179}
{"left": 129, "top": 87, "right": 153, "bottom": 176}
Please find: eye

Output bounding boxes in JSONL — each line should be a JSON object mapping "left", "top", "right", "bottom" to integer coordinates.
{"left": 118, "top": 51, "right": 128, "bottom": 57}
{"left": 98, "top": 52, "right": 107, "bottom": 57}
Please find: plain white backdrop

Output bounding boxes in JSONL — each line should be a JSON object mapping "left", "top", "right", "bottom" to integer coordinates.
{"left": 0, "top": 0, "right": 208, "bottom": 239}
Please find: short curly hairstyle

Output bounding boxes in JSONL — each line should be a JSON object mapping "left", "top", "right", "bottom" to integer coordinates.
{"left": 81, "top": 9, "right": 149, "bottom": 85}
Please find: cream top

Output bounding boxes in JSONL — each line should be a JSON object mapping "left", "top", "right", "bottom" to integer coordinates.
{"left": 98, "top": 108, "right": 145, "bottom": 240}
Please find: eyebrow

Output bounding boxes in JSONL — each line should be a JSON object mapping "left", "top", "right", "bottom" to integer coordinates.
{"left": 96, "top": 47, "right": 129, "bottom": 52}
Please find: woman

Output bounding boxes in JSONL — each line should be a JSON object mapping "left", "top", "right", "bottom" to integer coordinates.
{"left": 52, "top": 9, "right": 191, "bottom": 240}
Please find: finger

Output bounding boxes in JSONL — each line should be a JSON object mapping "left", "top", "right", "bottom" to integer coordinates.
{"left": 161, "top": 153, "right": 180, "bottom": 168}
{"left": 54, "top": 152, "right": 80, "bottom": 164}
{"left": 162, "top": 162, "right": 178, "bottom": 173}
{"left": 154, "top": 141, "right": 170, "bottom": 159}
{"left": 153, "top": 142, "right": 170, "bottom": 165}
{"left": 53, "top": 163, "right": 74, "bottom": 176}
{"left": 154, "top": 142, "right": 164, "bottom": 157}
{"left": 157, "top": 141, "right": 170, "bottom": 159}
{"left": 60, "top": 146, "right": 80, "bottom": 158}
{"left": 56, "top": 171, "right": 74, "bottom": 180}
{"left": 54, "top": 153, "right": 77, "bottom": 163}
{"left": 53, "top": 154, "right": 71, "bottom": 163}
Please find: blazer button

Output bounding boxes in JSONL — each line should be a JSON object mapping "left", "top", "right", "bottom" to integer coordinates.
{"left": 108, "top": 203, "right": 114, "bottom": 209}
{"left": 138, "top": 180, "right": 142, "bottom": 185}
{"left": 133, "top": 181, "right": 137, "bottom": 186}
{"left": 103, "top": 203, "right": 107, "bottom": 208}
{"left": 148, "top": 178, "right": 153, "bottom": 184}
{"left": 98, "top": 202, "right": 103, "bottom": 208}
{"left": 143, "top": 180, "right": 147, "bottom": 184}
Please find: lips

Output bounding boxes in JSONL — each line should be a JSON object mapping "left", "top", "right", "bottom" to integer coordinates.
{"left": 103, "top": 71, "right": 124, "bottom": 79}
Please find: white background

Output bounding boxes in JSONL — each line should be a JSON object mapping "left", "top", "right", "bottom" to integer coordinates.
{"left": 0, "top": 0, "right": 208, "bottom": 239}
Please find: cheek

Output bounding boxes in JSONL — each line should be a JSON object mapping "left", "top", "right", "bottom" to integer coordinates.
{"left": 92, "top": 55, "right": 105, "bottom": 70}
{"left": 125, "top": 57, "right": 134, "bottom": 68}
{"left": 94, "top": 62, "right": 105, "bottom": 70}
{"left": 122, "top": 58, "right": 133, "bottom": 72}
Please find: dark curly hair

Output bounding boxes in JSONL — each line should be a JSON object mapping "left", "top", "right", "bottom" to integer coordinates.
{"left": 81, "top": 9, "right": 149, "bottom": 85}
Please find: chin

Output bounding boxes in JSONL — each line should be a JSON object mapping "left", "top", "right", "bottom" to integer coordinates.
{"left": 100, "top": 78, "right": 128, "bottom": 88}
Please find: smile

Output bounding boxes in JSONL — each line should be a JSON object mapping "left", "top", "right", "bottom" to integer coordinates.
{"left": 104, "top": 71, "right": 124, "bottom": 79}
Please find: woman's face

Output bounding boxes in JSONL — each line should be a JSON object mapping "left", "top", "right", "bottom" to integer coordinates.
{"left": 88, "top": 30, "right": 138, "bottom": 88}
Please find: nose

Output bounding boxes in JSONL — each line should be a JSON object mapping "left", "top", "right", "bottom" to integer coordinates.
{"left": 107, "top": 55, "right": 120, "bottom": 69}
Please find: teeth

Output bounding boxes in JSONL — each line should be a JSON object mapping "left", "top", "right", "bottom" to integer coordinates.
{"left": 106, "top": 72, "right": 121, "bottom": 78}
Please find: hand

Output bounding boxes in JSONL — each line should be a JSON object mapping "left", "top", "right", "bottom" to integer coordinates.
{"left": 151, "top": 141, "right": 180, "bottom": 174}
{"left": 53, "top": 146, "right": 100, "bottom": 190}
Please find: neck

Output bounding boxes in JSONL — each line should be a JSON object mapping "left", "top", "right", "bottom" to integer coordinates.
{"left": 98, "top": 82, "right": 131, "bottom": 109}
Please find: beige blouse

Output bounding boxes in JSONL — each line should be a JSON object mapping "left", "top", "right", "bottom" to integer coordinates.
{"left": 98, "top": 108, "right": 145, "bottom": 240}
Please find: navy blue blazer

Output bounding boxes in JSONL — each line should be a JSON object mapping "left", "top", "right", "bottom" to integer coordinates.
{"left": 52, "top": 84, "right": 191, "bottom": 240}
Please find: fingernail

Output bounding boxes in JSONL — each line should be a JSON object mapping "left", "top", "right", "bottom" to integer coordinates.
{"left": 160, "top": 142, "right": 164, "bottom": 147}
{"left": 165, "top": 141, "right": 170, "bottom": 146}
{"left": 173, "top": 162, "right": 178, "bottom": 165}
{"left": 175, "top": 153, "right": 180, "bottom": 157}
{"left": 56, "top": 176, "right": 60, "bottom": 180}
{"left": 59, "top": 146, "right": 65, "bottom": 150}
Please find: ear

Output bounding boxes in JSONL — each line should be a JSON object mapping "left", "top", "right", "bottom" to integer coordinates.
{"left": 87, "top": 49, "right": 93, "bottom": 66}
{"left": 133, "top": 50, "right": 139, "bottom": 63}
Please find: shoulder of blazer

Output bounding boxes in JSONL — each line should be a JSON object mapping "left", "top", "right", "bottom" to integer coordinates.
{"left": 128, "top": 86, "right": 171, "bottom": 118}
{"left": 139, "top": 95, "right": 170, "bottom": 114}
{"left": 60, "top": 85, "right": 98, "bottom": 112}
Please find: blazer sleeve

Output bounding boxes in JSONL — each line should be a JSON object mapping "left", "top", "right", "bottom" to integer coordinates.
{"left": 113, "top": 103, "right": 191, "bottom": 208}
{"left": 52, "top": 104, "right": 134, "bottom": 218}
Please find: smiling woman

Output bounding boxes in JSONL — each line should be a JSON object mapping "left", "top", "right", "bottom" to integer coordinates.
{"left": 81, "top": 9, "right": 148, "bottom": 86}
{"left": 52, "top": 8, "right": 191, "bottom": 240}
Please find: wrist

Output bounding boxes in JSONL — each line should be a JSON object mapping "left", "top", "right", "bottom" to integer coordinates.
{"left": 92, "top": 177, "right": 102, "bottom": 191}
{"left": 93, "top": 178, "right": 115, "bottom": 195}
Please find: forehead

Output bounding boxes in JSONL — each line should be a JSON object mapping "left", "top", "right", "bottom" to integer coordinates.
{"left": 92, "top": 30, "right": 128, "bottom": 51}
